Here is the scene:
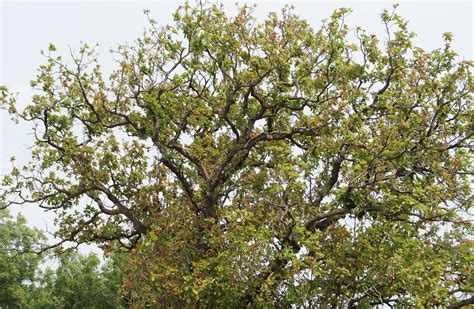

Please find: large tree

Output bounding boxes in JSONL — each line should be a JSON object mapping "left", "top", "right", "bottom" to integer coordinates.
{"left": 1, "top": 3, "right": 472, "bottom": 307}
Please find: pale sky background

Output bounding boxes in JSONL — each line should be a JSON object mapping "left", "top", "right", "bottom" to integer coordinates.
{"left": 0, "top": 0, "right": 472, "bottom": 255}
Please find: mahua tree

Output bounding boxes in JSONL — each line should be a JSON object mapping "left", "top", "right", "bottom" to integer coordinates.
{"left": 1, "top": 2, "right": 473, "bottom": 307}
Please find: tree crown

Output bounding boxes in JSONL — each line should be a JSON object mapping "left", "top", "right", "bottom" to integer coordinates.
{"left": 1, "top": 2, "right": 472, "bottom": 307}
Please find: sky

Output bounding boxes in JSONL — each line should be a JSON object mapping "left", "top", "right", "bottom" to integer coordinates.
{"left": 0, "top": 0, "right": 472, "bottom": 254}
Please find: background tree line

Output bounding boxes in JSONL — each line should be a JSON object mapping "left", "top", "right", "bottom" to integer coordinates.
{"left": 0, "top": 208, "right": 128, "bottom": 308}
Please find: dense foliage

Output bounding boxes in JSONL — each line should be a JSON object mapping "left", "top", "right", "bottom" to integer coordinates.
{"left": 0, "top": 208, "right": 127, "bottom": 308}
{"left": 30, "top": 251, "right": 128, "bottom": 308}
{"left": 0, "top": 209, "right": 44, "bottom": 307}
{"left": 1, "top": 2, "right": 472, "bottom": 307}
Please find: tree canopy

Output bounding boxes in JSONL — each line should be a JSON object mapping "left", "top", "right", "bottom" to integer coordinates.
{"left": 1, "top": 2, "right": 473, "bottom": 307}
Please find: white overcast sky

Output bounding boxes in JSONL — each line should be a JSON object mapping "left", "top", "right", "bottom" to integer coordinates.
{"left": 0, "top": 0, "right": 472, "bottom": 242}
